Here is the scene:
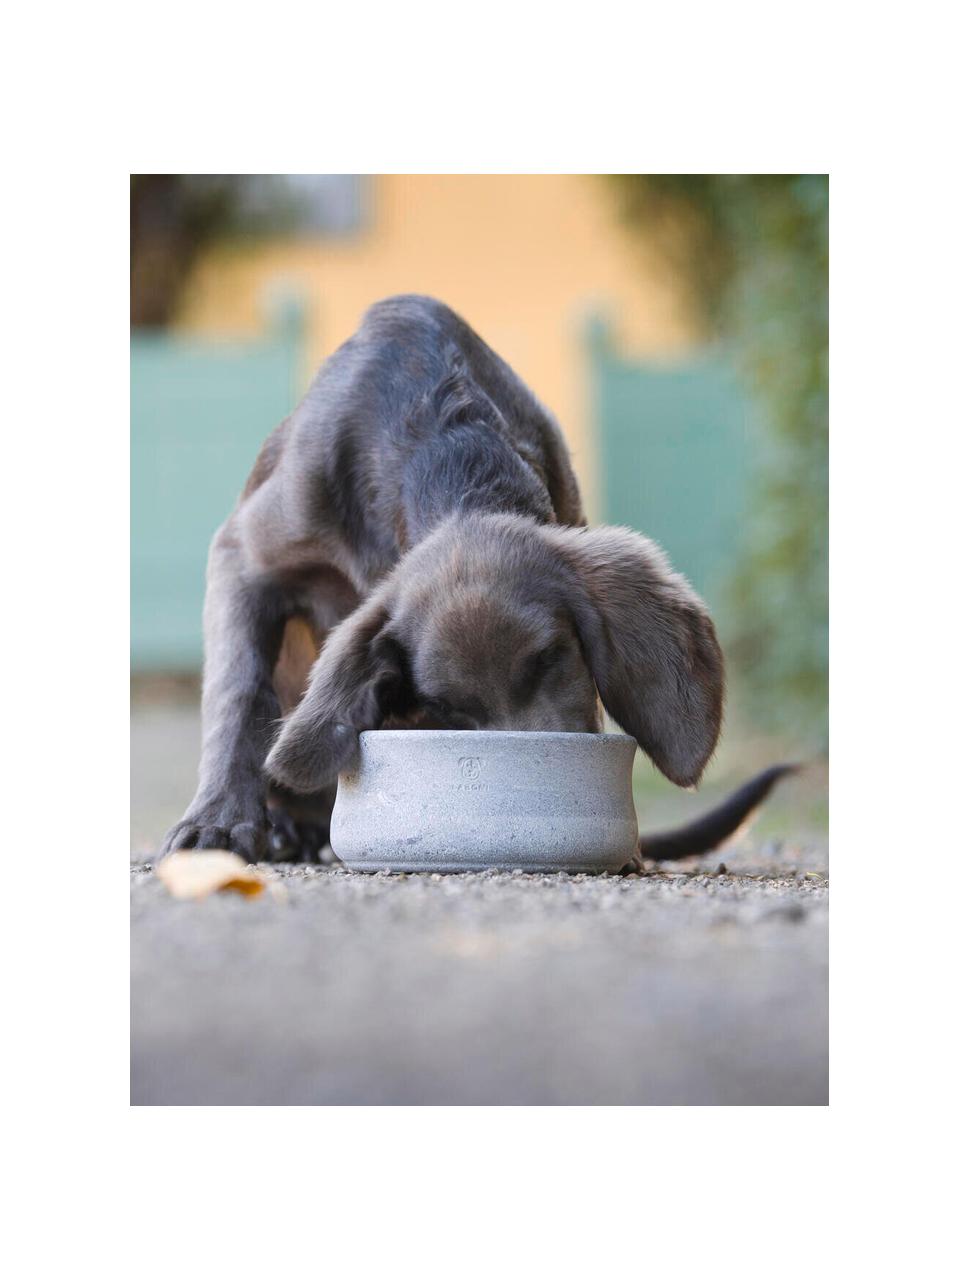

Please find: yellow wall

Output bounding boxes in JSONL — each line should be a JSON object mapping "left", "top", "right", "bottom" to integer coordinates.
{"left": 179, "top": 175, "right": 695, "bottom": 516}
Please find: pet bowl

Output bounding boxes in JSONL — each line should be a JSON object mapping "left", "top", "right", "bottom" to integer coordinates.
{"left": 330, "top": 730, "right": 639, "bottom": 873}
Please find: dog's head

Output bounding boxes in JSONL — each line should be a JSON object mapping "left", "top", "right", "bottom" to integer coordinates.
{"left": 265, "top": 514, "right": 724, "bottom": 792}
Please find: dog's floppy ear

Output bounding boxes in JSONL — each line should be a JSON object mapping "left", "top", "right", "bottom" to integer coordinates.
{"left": 543, "top": 524, "right": 724, "bottom": 787}
{"left": 265, "top": 593, "right": 403, "bottom": 793}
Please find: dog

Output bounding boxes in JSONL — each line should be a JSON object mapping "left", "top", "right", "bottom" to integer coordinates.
{"left": 160, "top": 294, "right": 791, "bottom": 865}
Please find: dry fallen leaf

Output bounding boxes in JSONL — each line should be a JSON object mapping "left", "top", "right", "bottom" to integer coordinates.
{"left": 155, "top": 850, "right": 268, "bottom": 900}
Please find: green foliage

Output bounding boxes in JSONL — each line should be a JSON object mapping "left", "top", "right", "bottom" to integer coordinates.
{"left": 608, "top": 175, "right": 828, "bottom": 745}
{"left": 131, "top": 176, "right": 243, "bottom": 327}
{"left": 130, "top": 176, "right": 365, "bottom": 328}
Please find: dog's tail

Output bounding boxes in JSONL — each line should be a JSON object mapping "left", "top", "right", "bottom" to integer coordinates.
{"left": 638, "top": 764, "right": 799, "bottom": 861}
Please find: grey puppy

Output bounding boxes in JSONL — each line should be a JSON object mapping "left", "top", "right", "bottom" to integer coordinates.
{"left": 161, "top": 294, "right": 790, "bottom": 864}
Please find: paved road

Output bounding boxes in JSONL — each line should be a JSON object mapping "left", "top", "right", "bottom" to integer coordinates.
{"left": 131, "top": 854, "right": 827, "bottom": 1106}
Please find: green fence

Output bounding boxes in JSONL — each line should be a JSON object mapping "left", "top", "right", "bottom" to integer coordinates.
{"left": 588, "top": 316, "right": 760, "bottom": 616}
{"left": 131, "top": 302, "right": 304, "bottom": 669}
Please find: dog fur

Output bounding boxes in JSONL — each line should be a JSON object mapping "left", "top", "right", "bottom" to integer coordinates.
{"left": 160, "top": 294, "right": 782, "bottom": 864}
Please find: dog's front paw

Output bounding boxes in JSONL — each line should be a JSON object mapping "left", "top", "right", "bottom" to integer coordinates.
{"left": 264, "top": 808, "right": 334, "bottom": 864}
{"left": 159, "top": 797, "right": 269, "bottom": 863}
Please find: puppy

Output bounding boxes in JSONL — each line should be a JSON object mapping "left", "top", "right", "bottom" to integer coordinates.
{"left": 161, "top": 294, "right": 789, "bottom": 864}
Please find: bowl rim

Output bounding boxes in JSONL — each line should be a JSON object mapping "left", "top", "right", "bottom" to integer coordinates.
{"left": 358, "top": 729, "right": 636, "bottom": 745}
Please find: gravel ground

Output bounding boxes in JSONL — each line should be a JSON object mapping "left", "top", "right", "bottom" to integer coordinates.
{"left": 132, "top": 695, "right": 827, "bottom": 1106}
{"left": 131, "top": 856, "right": 828, "bottom": 1106}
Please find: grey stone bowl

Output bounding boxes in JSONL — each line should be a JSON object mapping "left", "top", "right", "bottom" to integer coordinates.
{"left": 330, "top": 730, "right": 639, "bottom": 873}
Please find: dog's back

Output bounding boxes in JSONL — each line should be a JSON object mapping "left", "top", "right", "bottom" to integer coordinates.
{"left": 271, "top": 296, "right": 584, "bottom": 578}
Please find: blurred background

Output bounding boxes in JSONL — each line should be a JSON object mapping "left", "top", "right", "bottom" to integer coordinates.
{"left": 131, "top": 174, "right": 828, "bottom": 856}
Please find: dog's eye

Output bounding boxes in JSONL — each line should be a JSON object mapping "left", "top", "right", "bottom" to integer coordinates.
{"left": 422, "top": 696, "right": 483, "bottom": 729}
{"left": 514, "top": 643, "right": 564, "bottom": 703}
{"left": 529, "top": 642, "right": 564, "bottom": 678}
